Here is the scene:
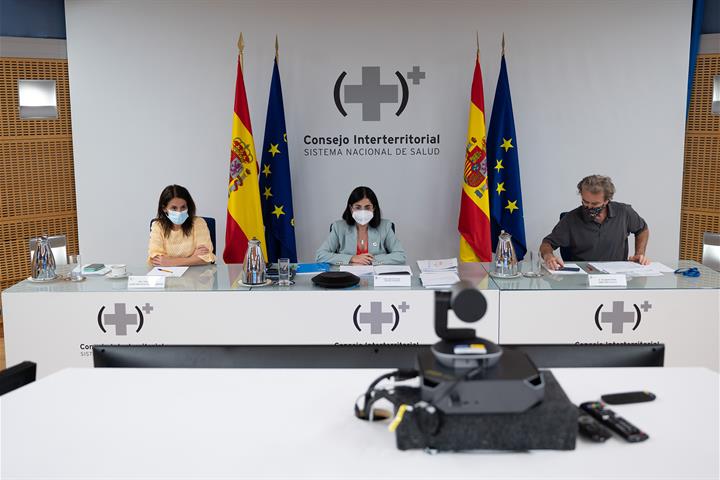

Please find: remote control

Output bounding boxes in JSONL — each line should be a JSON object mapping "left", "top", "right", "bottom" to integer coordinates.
{"left": 580, "top": 401, "right": 649, "bottom": 443}
{"left": 577, "top": 408, "right": 612, "bottom": 442}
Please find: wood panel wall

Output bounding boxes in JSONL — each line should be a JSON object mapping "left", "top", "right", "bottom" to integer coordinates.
{"left": 0, "top": 57, "right": 79, "bottom": 294}
{"left": 681, "top": 54, "right": 720, "bottom": 261}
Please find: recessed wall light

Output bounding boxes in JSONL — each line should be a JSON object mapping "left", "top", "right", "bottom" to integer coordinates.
{"left": 18, "top": 79, "right": 58, "bottom": 119}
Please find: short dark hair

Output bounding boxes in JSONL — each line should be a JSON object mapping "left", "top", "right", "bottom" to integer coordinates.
{"left": 155, "top": 184, "right": 197, "bottom": 237}
{"left": 342, "top": 186, "right": 382, "bottom": 229}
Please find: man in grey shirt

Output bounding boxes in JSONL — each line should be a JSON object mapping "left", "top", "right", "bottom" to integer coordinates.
{"left": 540, "top": 175, "right": 650, "bottom": 270}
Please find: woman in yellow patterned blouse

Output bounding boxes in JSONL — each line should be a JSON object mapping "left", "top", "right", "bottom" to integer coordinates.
{"left": 148, "top": 185, "right": 216, "bottom": 266}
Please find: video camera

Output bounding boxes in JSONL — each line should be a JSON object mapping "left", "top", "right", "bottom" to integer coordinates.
{"left": 355, "top": 281, "right": 577, "bottom": 451}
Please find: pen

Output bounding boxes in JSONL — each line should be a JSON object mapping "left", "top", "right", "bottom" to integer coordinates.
{"left": 158, "top": 268, "right": 173, "bottom": 273}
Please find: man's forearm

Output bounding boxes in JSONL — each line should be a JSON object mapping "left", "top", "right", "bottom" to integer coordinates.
{"left": 634, "top": 228, "right": 649, "bottom": 255}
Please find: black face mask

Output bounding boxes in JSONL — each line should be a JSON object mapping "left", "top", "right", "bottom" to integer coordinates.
{"left": 583, "top": 205, "right": 605, "bottom": 218}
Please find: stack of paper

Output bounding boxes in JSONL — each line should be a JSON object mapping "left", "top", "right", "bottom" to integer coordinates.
{"left": 419, "top": 271, "right": 461, "bottom": 287}
{"left": 417, "top": 258, "right": 460, "bottom": 288}
{"left": 589, "top": 261, "right": 673, "bottom": 277}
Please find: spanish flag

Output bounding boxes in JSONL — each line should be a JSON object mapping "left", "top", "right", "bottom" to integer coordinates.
{"left": 223, "top": 34, "right": 268, "bottom": 263}
{"left": 458, "top": 43, "right": 492, "bottom": 262}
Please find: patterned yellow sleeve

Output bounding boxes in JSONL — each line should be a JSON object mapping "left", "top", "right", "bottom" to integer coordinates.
{"left": 193, "top": 217, "right": 216, "bottom": 264}
{"left": 147, "top": 220, "right": 166, "bottom": 264}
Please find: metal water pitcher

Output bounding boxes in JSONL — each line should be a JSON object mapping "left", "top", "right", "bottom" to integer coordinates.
{"left": 494, "top": 230, "right": 518, "bottom": 277}
{"left": 242, "top": 238, "right": 266, "bottom": 285}
{"left": 31, "top": 234, "right": 57, "bottom": 280}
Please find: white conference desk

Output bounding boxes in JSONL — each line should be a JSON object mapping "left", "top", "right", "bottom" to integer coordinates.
{"left": 1, "top": 263, "right": 499, "bottom": 378}
{"left": 2, "top": 260, "right": 718, "bottom": 378}
{"left": 1, "top": 367, "right": 718, "bottom": 479}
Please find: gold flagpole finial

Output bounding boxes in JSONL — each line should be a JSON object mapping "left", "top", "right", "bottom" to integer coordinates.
{"left": 275, "top": 34, "right": 279, "bottom": 61}
{"left": 238, "top": 33, "right": 245, "bottom": 70}
{"left": 502, "top": 33, "right": 506, "bottom": 56}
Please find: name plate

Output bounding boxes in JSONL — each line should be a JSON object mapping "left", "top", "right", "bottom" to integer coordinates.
{"left": 588, "top": 274, "right": 627, "bottom": 287}
{"left": 128, "top": 276, "right": 166, "bottom": 289}
{"left": 373, "top": 274, "right": 411, "bottom": 287}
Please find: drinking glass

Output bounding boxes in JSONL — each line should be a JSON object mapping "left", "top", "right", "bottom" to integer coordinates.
{"left": 278, "top": 258, "right": 291, "bottom": 286}
{"left": 68, "top": 254, "right": 85, "bottom": 281}
{"left": 523, "top": 251, "right": 544, "bottom": 278}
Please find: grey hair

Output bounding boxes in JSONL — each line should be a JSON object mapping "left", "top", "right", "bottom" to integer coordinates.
{"left": 577, "top": 175, "right": 615, "bottom": 201}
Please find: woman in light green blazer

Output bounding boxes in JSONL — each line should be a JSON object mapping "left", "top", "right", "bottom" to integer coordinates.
{"left": 315, "top": 186, "right": 406, "bottom": 265}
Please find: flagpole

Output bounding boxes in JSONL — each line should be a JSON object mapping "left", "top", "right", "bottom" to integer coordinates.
{"left": 238, "top": 32, "right": 245, "bottom": 71}
{"left": 275, "top": 34, "right": 279, "bottom": 62}
{"left": 476, "top": 31, "right": 480, "bottom": 62}
{"left": 502, "top": 33, "right": 506, "bottom": 57}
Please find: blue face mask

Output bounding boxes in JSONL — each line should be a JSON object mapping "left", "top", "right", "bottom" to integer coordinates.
{"left": 166, "top": 210, "right": 189, "bottom": 225}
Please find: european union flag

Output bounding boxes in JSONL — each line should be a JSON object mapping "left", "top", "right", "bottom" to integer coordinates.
{"left": 487, "top": 54, "right": 527, "bottom": 260}
{"left": 260, "top": 58, "right": 297, "bottom": 263}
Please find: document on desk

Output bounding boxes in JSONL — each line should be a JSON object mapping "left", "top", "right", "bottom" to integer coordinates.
{"left": 147, "top": 266, "right": 188, "bottom": 277}
{"left": 589, "top": 262, "right": 671, "bottom": 277}
{"left": 543, "top": 263, "right": 587, "bottom": 275}
{"left": 648, "top": 262, "right": 675, "bottom": 273}
{"left": 339, "top": 265, "right": 374, "bottom": 276}
{"left": 417, "top": 258, "right": 458, "bottom": 273}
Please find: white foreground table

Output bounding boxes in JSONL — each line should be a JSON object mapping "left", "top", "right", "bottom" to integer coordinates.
{"left": 1, "top": 367, "right": 718, "bottom": 479}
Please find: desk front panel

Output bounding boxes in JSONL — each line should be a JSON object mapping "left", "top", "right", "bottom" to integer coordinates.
{"left": 2, "top": 287, "right": 500, "bottom": 378}
{"left": 498, "top": 289, "right": 720, "bottom": 370}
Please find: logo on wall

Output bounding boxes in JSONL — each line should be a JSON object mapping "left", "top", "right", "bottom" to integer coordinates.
{"left": 594, "top": 300, "right": 652, "bottom": 334}
{"left": 353, "top": 301, "right": 410, "bottom": 334}
{"left": 334, "top": 66, "right": 426, "bottom": 121}
{"left": 97, "top": 302, "right": 153, "bottom": 335}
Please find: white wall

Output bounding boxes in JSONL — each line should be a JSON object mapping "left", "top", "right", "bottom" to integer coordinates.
{"left": 65, "top": 0, "right": 691, "bottom": 265}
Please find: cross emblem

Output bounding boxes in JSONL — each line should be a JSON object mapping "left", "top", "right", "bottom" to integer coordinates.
{"left": 141, "top": 302, "right": 154, "bottom": 314}
{"left": 344, "top": 66, "right": 398, "bottom": 121}
{"left": 406, "top": 66, "right": 426, "bottom": 85}
{"left": 640, "top": 300, "right": 652, "bottom": 312}
{"left": 358, "top": 302, "right": 394, "bottom": 334}
{"left": 601, "top": 301, "right": 635, "bottom": 334}
{"left": 398, "top": 301, "right": 410, "bottom": 313}
{"left": 104, "top": 303, "right": 137, "bottom": 336}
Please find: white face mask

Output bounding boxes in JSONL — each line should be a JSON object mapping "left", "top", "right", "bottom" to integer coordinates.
{"left": 352, "top": 210, "right": 374, "bottom": 226}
